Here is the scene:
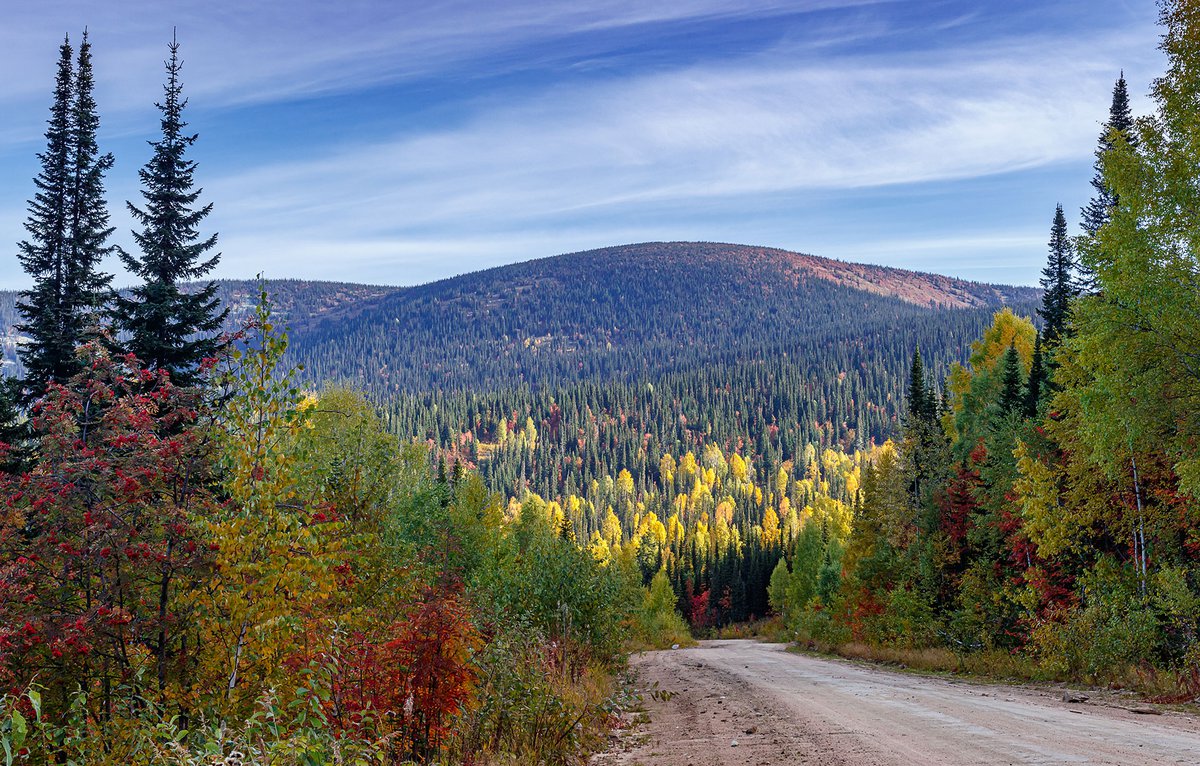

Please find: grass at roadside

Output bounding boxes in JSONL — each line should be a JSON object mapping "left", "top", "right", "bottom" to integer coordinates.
{"left": 787, "top": 637, "right": 1200, "bottom": 707}
{"left": 711, "top": 616, "right": 789, "bottom": 642}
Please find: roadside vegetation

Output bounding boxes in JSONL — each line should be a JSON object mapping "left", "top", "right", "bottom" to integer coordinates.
{"left": 769, "top": 0, "right": 1200, "bottom": 705}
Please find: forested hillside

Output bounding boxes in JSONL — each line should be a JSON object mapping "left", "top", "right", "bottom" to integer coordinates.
{"left": 289, "top": 241, "right": 1037, "bottom": 393}
{"left": 0, "top": 244, "right": 1036, "bottom": 389}
{"left": 0, "top": 280, "right": 394, "bottom": 372}
{"left": 0, "top": 243, "right": 1043, "bottom": 636}
{"left": 0, "top": 242, "right": 1040, "bottom": 489}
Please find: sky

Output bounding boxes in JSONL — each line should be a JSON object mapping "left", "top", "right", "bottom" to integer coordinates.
{"left": 0, "top": 0, "right": 1165, "bottom": 289}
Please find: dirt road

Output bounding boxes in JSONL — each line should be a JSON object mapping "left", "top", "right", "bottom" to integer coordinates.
{"left": 594, "top": 640, "right": 1200, "bottom": 766}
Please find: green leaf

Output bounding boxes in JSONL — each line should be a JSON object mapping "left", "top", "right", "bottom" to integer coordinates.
{"left": 26, "top": 690, "right": 39, "bottom": 721}
{"left": 10, "top": 710, "right": 26, "bottom": 751}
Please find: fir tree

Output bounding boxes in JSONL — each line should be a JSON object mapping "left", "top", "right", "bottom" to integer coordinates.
{"left": 1024, "top": 333, "right": 1046, "bottom": 418}
{"left": 115, "top": 35, "right": 226, "bottom": 385}
{"left": 1080, "top": 74, "right": 1138, "bottom": 292}
{"left": 0, "top": 377, "right": 28, "bottom": 474}
{"left": 16, "top": 37, "right": 77, "bottom": 394}
{"left": 998, "top": 345, "right": 1024, "bottom": 415}
{"left": 66, "top": 31, "right": 116, "bottom": 338}
{"left": 906, "top": 346, "right": 936, "bottom": 425}
{"left": 1038, "top": 204, "right": 1077, "bottom": 346}
{"left": 905, "top": 345, "right": 946, "bottom": 515}
{"left": 16, "top": 33, "right": 116, "bottom": 398}
{"left": 1081, "top": 73, "right": 1137, "bottom": 237}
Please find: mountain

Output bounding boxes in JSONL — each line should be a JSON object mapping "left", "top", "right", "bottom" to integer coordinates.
{"left": 286, "top": 241, "right": 1039, "bottom": 394}
{"left": 0, "top": 239, "right": 1042, "bottom": 528}
{"left": 2, "top": 241, "right": 1041, "bottom": 408}
{"left": 0, "top": 279, "right": 393, "bottom": 373}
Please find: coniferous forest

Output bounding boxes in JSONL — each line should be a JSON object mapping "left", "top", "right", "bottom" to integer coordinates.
{"left": 2, "top": 1, "right": 1200, "bottom": 764}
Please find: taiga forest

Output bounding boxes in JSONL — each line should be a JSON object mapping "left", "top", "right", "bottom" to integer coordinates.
{"left": 1, "top": 2, "right": 1199, "bottom": 764}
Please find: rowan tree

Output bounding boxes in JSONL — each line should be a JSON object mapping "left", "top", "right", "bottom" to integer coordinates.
{"left": 0, "top": 342, "right": 216, "bottom": 725}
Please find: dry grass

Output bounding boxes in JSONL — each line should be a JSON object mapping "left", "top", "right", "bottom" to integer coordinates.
{"left": 1133, "top": 662, "right": 1200, "bottom": 704}
{"left": 793, "top": 638, "right": 1200, "bottom": 705}
{"left": 713, "top": 616, "right": 789, "bottom": 642}
{"left": 625, "top": 631, "right": 697, "bottom": 652}
{"left": 796, "top": 639, "right": 1049, "bottom": 684}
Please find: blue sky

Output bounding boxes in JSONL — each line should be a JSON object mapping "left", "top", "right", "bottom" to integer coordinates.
{"left": 0, "top": 0, "right": 1163, "bottom": 288}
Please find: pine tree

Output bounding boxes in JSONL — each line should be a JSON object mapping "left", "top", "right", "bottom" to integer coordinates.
{"left": 15, "top": 33, "right": 116, "bottom": 399}
{"left": 66, "top": 31, "right": 116, "bottom": 339}
{"left": 1024, "top": 333, "right": 1046, "bottom": 418}
{"left": 16, "top": 37, "right": 77, "bottom": 394}
{"left": 998, "top": 345, "right": 1024, "bottom": 415}
{"left": 115, "top": 35, "right": 226, "bottom": 385}
{"left": 1081, "top": 74, "right": 1137, "bottom": 237}
{"left": 1038, "top": 204, "right": 1077, "bottom": 346}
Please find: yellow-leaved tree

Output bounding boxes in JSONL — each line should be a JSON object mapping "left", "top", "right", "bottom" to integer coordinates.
{"left": 201, "top": 287, "right": 347, "bottom": 713}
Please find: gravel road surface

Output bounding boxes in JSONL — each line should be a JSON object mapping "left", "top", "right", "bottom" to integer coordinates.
{"left": 594, "top": 639, "right": 1200, "bottom": 765}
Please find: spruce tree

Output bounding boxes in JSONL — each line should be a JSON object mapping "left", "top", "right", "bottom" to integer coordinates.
{"left": 0, "top": 377, "right": 28, "bottom": 474}
{"left": 905, "top": 345, "right": 945, "bottom": 517}
{"left": 1038, "top": 204, "right": 1077, "bottom": 346}
{"left": 1080, "top": 74, "right": 1138, "bottom": 291}
{"left": 16, "top": 33, "right": 116, "bottom": 398}
{"left": 115, "top": 35, "right": 226, "bottom": 385}
{"left": 16, "top": 37, "right": 77, "bottom": 393}
{"left": 66, "top": 31, "right": 116, "bottom": 339}
{"left": 906, "top": 346, "right": 936, "bottom": 425}
{"left": 1024, "top": 333, "right": 1046, "bottom": 418}
{"left": 1081, "top": 74, "right": 1137, "bottom": 237}
{"left": 998, "top": 345, "right": 1024, "bottom": 415}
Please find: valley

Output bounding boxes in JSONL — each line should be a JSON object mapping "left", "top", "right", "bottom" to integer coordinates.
{"left": 3, "top": 1, "right": 1200, "bottom": 763}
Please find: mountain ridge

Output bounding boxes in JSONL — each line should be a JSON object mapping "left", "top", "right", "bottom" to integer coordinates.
{"left": 283, "top": 241, "right": 1040, "bottom": 394}
{"left": 429, "top": 241, "right": 1033, "bottom": 310}
{"left": 375, "top": 241, "right": 1035, "bottom": 313}
{"left": 0, "top": 242, "right": 1041, "bottom": 392}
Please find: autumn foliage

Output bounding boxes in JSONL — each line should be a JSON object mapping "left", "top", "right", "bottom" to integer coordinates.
{"left": 0, "top": 342, "right": 216, "bottom": 717}
{"left": 0, "top": 292, "right": 640, "bottom": 765}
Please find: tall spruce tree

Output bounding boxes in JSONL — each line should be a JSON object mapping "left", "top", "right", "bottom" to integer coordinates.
{"left": 16, "top": 37, "right": 78, "bottom": 393}
{"left": 66, "top": 31, "right": 116, "bottom": 338}
{"left": 1080, "top": 74, "right": 1138, "bottom": 291}
{"left": 115, "top": 35, "right": 226, "bottom": 385}
{"left": 1038, "top": 204, "right": 1077, "bottom": 346}
{"left": 1081, "top": 74, "right": 1137, "bottom": 236}
{"left": 16, "top": 33, "right": 116, "bottom": 398}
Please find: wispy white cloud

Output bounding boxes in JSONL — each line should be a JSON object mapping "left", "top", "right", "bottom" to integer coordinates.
{"left": 198, "top": 23, "right": 1159, "bottom": 284}
{"left": 0, "top": 1, "right": 891, "bottom": 115}
{"left": 0, "top": 0, "right": 1166, "bottom": 290}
